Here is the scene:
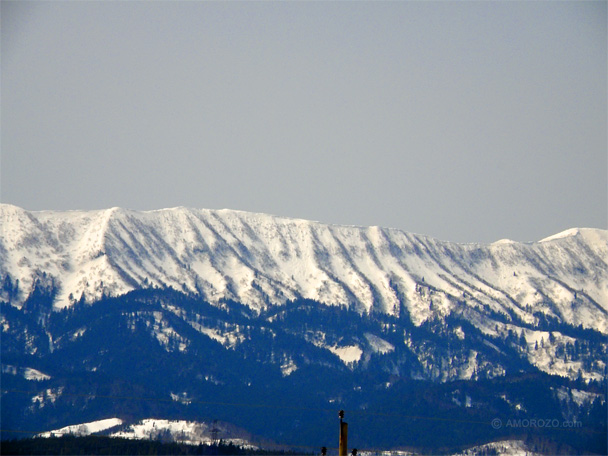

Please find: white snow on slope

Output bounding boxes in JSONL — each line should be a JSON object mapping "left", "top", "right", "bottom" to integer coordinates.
{"left": 23, "top": 367, "right": 52, "bottom": 381}
{"left": 360, "top": 440, "right": 540, "bottom": 456}
{"left": 36, "top": 417, "right": 256, "bottom": 448}
{"left": 111, "top": 418, "right": 256, "bottom": 448}
{"left": 328, "top": 344, "right": 363, "bottom": 364}
{"left": 451, "top": 439, "right": 541, "bottom": 456}
{"left": 1, "top": 205, "right": 606, "bottom": 334}
{"left": 540, "top": 228, "right": 580, "bottom": 243}
{"left": 281, "top": 359, "right": 298, "bottom": 376}
{"left": 2, "top": 364, "right": 52, "bottom": 381}
{"left": 554, "top": 386, "right": 605, "bottom": 407}
{"left": 30, "top": 387, "right": 63, "bottom": 410}
{"left": 365, "top": 333, "right": 395, "bottom": 354}
{"left": 38, "top": 418, "right": 123, "bottom": 437}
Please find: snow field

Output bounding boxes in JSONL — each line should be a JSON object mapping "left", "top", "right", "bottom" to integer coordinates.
{"left": 1, "top": 205, "right": 606, "bottom": 335}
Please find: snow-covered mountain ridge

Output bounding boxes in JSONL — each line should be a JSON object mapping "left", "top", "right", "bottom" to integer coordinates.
{"left": 1, "top": 204, "right": 606, "bottom": 333}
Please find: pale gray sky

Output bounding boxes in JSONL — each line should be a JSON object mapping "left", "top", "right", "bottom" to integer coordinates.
{"left": 1, "top": 1, "right": 606, "bottom": 243}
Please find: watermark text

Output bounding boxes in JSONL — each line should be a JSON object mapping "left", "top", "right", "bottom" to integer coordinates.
{"left": 492, "top": 418, "right": 582, "bottom": 430}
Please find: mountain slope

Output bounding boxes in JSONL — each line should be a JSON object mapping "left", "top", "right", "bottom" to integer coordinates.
{"left": 2, "top": 205, "right": 607, "bottom": 453}
{"left": 2, "top": 288, "right": 606, "bottom": 452}
{"left": 1, "top": 204, "right": 606, "bottom": 332}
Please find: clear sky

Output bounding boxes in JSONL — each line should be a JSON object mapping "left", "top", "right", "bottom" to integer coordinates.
{"left": 1, "top": 1, "right": 606, "bottom": 243}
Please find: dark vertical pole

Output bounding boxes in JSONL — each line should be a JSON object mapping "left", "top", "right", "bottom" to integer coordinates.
{"left": 211, "top": 419, "right": 219, "bottom": 443}
{"left": 338, "top": 410, "right": 348, "bottom": 456}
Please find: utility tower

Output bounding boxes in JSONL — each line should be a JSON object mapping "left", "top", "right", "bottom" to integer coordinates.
{"left": 210, "top": 419, "right": 219, "bottom": 443}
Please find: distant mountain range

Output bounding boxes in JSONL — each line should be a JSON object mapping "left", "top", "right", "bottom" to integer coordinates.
{"left": 1, "top": 204, "right": 606, "bottom": 454}
{"left": 1, "top": 204, "right": 606, "bottom": 330}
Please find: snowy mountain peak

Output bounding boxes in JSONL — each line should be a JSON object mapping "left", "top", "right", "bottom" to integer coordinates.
{"left": 539, "top": 228, "right": 582, "bottom": 243}
{"left": 491, "top": 238, "right": 518, "bottom": 246}
{"left": 1, "top": 205, "right": 607, "bottom": 334}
